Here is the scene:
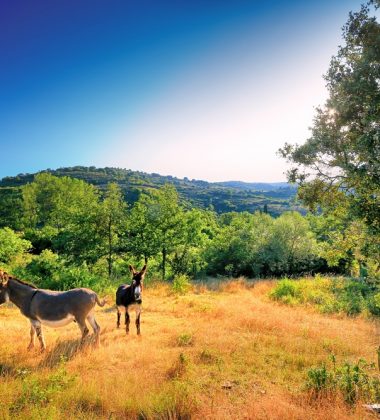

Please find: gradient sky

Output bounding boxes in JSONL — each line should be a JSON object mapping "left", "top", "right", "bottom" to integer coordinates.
{"left": 0, "top": 0, "right": 364, "bottom": 182}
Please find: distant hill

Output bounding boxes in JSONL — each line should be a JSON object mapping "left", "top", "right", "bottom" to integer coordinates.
{"left": 0, "top": 166, "right": 301, "bottom": 216}
{"left": 217, "top": 181, "right": 293, "bottom": 191}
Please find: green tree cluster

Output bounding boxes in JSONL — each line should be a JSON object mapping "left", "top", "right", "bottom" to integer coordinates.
{"left": 0, "top": 174, "right": 324, "bottom": 287}
{"left": 280, "top": 1, "right": 380, "bottom": 281}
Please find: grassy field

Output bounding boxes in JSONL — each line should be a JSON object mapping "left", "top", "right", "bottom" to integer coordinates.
{"left": 0, "top": 279, "right": 379, "bottom": 419}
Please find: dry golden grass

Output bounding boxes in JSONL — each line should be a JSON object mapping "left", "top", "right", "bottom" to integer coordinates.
{"left": 0, "top": 279, "right": 379, "bottom": 419}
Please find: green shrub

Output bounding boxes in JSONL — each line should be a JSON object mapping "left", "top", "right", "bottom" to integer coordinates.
{"left": 306, "top": 364, "right": 334, "bottom": 395}
{"left": 270, "top": 276, "right": 380, "bottom": 317}
{"left": 172, "top": 274, "right": 191, "bottom": 295}
{"left": 269, "top": 278, "right": 300, "bottom": 303}
{"left": 306, "top": 357, "right": 380, "bottom": 404}
{"left": 368, "top": 293, "right": 380, "bottom": 316}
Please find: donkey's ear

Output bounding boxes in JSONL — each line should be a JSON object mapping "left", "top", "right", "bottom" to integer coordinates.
{"left": 0, "top": 270, "right": 9, "bottom": 285}
{"left": 140, "top": 264, "right": 147, "bottom": 276}
{"left": 129, "top": 265, "right": 137, "bottom": 274}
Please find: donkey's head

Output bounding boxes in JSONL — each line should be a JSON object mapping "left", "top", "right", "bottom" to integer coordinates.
{"left": 129, "top": 260, "right": 147, "bottom": 302}
{"left": 0, "top": 270, "right": 10, "bottom": 305}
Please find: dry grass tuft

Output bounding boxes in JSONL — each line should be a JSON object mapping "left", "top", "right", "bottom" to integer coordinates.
{"left": 0, "top": 279, "right": 379, "bottom": 419}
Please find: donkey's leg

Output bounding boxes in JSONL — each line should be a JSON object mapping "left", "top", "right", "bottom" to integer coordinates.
{"left": 135, "top": 306, "right": 141, "bottom": 335}
{"left": 31, "top": 320, "right": 46, "bottom": 352}
{"left": 117, "top": 308, "right": 121, "bottom": 329}
{"left": 76, "top": 317, "right": 89, "bottom": 343}
{"left": 125, "top": 308, "right": 130, "bottom": 334}
{"left": 87, "top": 313, "right": 101, "bottom": 347}
{"left": 27, "top": 322, "right": 36, "bottom": 350}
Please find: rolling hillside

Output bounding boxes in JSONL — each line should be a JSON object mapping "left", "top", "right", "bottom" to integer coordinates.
{"left": 0, "top": 166, "right": 299, "bottom": 216}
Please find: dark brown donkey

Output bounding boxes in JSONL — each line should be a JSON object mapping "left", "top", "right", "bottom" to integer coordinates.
{"left": 116, "top": 260, "right": 147, "bottom": 335}
{"left": 0, "top": 270, "right": 105, "bottom": 351}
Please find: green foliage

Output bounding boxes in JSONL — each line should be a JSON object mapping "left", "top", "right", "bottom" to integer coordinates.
{"left": 306, "top": 364, "right": 334, "bottom": 394}
{"left": 306, "top": 357, "right": 380, "bottom": 404}
{"left": 270, "top": 276, "right": 375, "bottom": 317}
{"left": 280, "top": 2, "right": 380, "bottom": 280}
{"left": 0, "top": 170, "right": 376, "bottom": 290}
{"left": 14, "top": 250, "right": 108, "bottom": 293}
{"left": 0, "top": 166, "right": 298, "bottom": 215}
{"left": 0, "top": 187, "right": 23, "bottom": 230}
{"left": 367, "top": 292, "right": 380, "bottom": 316}
{"left": 269, "top": 279, "right": 299, "bottom": 300}
{"left": 0, "top": 227, "right": 31, "bottom": 266}
{"left": 22, "top": 172, "right": 100, "bottom": 230}
{"left": 206, "top": 211, "right": 320, "bottom": 277}
{"left": 97, "top": 182, "right": 127, "bottom": 278}
{"left": 172, "top": 274, "right": 192, "bottom": 295}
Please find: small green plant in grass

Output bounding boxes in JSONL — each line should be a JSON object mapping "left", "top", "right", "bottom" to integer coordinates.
{"left": 172, "top": 274, "right": 191, "bottom": 295}
{"left": 10, "top": 357, "right": 76, "bottom": 414}
{"left": 177, "top": 333, "right": 194, "bottom": 347}
{"left": 306, "top": 364, "right": 334, "bottom": 395}
{"left": 167, "top": 353, "right": 189, "bottom": 380}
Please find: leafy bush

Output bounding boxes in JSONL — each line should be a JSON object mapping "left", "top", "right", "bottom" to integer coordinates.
{"left": 172, "top": 274, "right": 191, "bottom": 295}
{"left": 368, "top": 293, "right": 380, "bottom": 316}
{"left": 0, "top": 227, "right": 31, "bottom": 266}
{"left": 269, "top": 278, "right": 300, "bottom": 302}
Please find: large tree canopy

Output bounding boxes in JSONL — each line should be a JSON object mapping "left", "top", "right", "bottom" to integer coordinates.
{"left": 280, "top": 1, "right": 380, "bottom": 234}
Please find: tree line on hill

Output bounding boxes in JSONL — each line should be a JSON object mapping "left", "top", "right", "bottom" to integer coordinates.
{"left": 0, "top": 171, "right": 378, "bottom": 291}
{"left": 0, "top": 165, "right": 299, "bottom": 216}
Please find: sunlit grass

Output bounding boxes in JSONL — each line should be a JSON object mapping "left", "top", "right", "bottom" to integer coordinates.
{"left": 0, "top": 279, "right": 379, "bottom": 419}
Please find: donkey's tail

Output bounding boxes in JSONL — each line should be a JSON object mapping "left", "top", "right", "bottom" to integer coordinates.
{"left": 95, "top": 295, "right": 106, "bottom": 307}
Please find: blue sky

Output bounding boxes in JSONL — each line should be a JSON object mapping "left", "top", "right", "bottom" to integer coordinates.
{"left": 0, "top": 0, "right": 364, "bottom": 181}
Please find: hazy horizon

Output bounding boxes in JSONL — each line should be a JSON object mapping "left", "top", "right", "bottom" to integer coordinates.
{"left": 0, "top": 0, "right": 363, "bottom": 181}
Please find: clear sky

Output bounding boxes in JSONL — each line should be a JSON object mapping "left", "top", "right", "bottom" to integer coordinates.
{"left": 0, "top": 0, "right": 364, "bottom": 182}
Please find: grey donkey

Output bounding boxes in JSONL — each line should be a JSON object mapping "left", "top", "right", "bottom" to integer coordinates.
{"left": 0, "top": 270, "right": 105, "bottom": 351}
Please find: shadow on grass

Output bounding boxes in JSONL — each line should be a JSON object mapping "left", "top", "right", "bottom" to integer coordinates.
{"left": 102, "top": 305, "right": 116, "bottom": 313}
{"left": 0, "top": 362, "right": 21, "bottom": 377}
{"left": 39, "top": 335, "right": 98, "bottom": 368}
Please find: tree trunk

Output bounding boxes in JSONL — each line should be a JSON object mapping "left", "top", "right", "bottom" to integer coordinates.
{"left": 162, "top": 247, "right": 166, "bottom": 281}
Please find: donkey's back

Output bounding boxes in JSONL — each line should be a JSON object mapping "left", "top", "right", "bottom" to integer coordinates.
{"left": 30, "top": 288, "right": 102, "bottom": 321}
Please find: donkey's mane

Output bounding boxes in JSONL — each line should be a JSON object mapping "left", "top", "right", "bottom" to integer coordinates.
{"left": 9, "top": 276, "right": 37, "bottom": 289}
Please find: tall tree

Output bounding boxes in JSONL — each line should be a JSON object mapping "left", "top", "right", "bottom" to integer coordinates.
{"left": 128, "top": 185, "right": 191, "bottom": 280}
{"left": 98, "top": 183, "right": 127, "bottom": 278}
{"left": 279, "top": 1, "right": 380, "bottom": 277}
{"left": 280, "top": 1, "right": 380, "bottom": 233}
